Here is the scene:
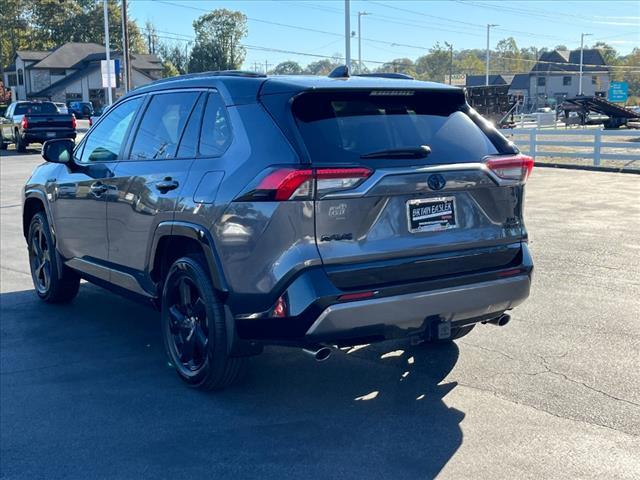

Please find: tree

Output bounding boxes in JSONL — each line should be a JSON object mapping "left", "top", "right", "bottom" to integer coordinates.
{"left": 455, "top": 51, "right": 484, "bottom": 75}
{"left": 162, "top": 60, "right": 179, "bottom": 78}
{"left": 592, "top": 41, "right": 619, "bottom": 67}
{"left": 157, "top": 42, "right": 189, "bottom": 75}
{"left": 495, "top": 37, "right": 522, "bottom": 73}
{"left": 272, "top": 61, "right": 303, "bottom": 75}
{"left": 188, "top": 8, "right": 247, "bottom": 73}
{"left": 378, "top": 58, "right": 416, "bottom": 77}
{"left": 415, "top": 43, "right": 450, "bottom": 81}
{"left": 304, "top": 59, "right": 339, "bottom": 75}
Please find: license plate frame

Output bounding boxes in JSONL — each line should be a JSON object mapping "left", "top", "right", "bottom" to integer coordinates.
{"left": 406, "top": 196, "right": 457, "bottom": 233}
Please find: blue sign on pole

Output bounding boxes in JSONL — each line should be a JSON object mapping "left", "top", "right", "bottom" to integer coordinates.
{"left": 608, "top": 81, "right": 628, "bottom": 103}
{"left": 114, "top": 58, "right": 121, "bottom": 75}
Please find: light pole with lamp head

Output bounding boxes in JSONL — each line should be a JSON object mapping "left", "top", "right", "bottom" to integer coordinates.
{"left": 579, "top": 33, "right": 592, "bottom": 95}
{"left": 358, "top": 11, "right": 370, "bottom": 74}
{"left": 486, "top": 24, "right": 498, "bottom": 86}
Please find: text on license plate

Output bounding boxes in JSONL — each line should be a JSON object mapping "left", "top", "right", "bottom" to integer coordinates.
{"left": 407, "top": 197, "right": 457, "bottom": 233}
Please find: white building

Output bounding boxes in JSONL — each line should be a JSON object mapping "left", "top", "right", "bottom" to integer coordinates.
{"left": 3, "top": 42, "right": 163, "bottom": 106}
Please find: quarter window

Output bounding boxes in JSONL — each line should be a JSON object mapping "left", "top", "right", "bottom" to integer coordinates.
{"left": 80, "top": 97, "right": 142, "bottom": 163}
{"left": 130, "top": 91, "right": 199, "bottom": 160}
{"left": 199, "top": 93, "right": 232, "bottom": 157}
{"left": 176, "top": 94, "right": 206, "bottom": 158}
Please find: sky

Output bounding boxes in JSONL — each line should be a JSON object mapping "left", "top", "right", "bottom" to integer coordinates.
{"left": 128, "top": 0, "right": 640, "bottom": 71}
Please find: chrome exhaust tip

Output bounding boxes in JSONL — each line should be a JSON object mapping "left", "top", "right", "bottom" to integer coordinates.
{"left": 303, "top": 346, "right": 332, "bottom": 362}
{"left": 485, "top": 313, "right": 511, "bottom": 327}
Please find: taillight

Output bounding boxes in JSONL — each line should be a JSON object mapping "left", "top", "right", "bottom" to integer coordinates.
{"left": 315, "top": 167, "right": 372, "bottom": 196}
{"left": 21, "top": 116, "right": 28, "bottom": 129}
{"left": 71, "top": 114, "right": 77, "bottom": 129}
{"left": 485, "top": 154, "right": 534, "bottom": 183}
{"left": 236, "top": 167, "right": 372, "bottom": 202}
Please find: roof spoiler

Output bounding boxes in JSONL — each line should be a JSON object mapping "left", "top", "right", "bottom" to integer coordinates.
{"left": 328, "top": 66, "right": 414, "bottom": 81}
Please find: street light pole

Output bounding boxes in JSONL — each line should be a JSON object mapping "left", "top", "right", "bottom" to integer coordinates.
{"left": 345, "top": 0, "right": 351, "bottom": 69}
{"left": 579, "top": 32, "right": 592, "bottom": 96}
{"left": 103, "top": 0, "right": 113, "bottom": 105}
{"left": 358, "top": 11, "right": 369, "bottom": 74}
{"left": 485, "top": 24, "right": 498, "bottom": 86}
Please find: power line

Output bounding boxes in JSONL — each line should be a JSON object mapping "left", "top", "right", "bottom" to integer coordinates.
{"left": 141, "top": 24, "right": 640, "bottom": 73}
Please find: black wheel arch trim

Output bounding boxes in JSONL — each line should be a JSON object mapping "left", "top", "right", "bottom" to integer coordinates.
{"left": 23, "top": 189, "right": 65, "bottom": 281}
{"left": 148, "top": 221, "right": 229, "bottom": 294}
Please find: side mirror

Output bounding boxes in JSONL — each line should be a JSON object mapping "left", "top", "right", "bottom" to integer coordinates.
{"left": 42, "top": 138, "right": 74, "bottom": 164}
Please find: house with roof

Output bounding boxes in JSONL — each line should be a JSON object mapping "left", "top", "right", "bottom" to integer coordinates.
{"left": 465, "top": 49, "right": 610, "bottom": 110}
{"left": 529, "top": 49, "right": 610, "bottom": 107}
{"left": 3, "top": 42, "right": 163, "bottom": 106}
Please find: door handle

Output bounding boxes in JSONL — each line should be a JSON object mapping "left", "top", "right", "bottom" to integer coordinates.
{"left": 155, "top": 177, "right": 179, "bottom": 194}
{"left": 90, "top": 182, "right": 108, "bottom": 196}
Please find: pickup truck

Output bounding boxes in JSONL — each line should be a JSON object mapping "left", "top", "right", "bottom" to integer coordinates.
{"left": 0, "top": 101, "right": 76, "bottom": 152}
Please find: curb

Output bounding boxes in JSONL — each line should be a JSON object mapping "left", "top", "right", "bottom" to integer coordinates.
{"left": 534, "top": 162, "right": 640, "bottom": 175}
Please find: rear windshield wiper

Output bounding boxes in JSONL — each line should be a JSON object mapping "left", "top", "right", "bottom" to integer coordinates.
{"left": 360, "top": 145, "right": 431, "bottom": 159}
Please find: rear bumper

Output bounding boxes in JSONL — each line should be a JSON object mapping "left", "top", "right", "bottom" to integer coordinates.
{"left": 233, "top": 243, "right": 533, "bottom": 346}
{"left": 305, "top": 274, "right": 530, "bottom": 340}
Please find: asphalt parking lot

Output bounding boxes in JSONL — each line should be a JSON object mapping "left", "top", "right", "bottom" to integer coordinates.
{"left": 1, "top": 148, "right": 639, "bottom": 479}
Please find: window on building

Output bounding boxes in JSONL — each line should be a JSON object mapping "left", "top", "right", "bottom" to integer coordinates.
{"left": 563, "top": 76, "right": 572, "bottom": 86}
{"left": 50, "top": 69, "right": 66, "bottom": 76}
{"left": 17, "top": 69, "right": 24, "bottom": 85}
{"left": 592, "top": 76, "right": 598, "bottom": 85}
{"left": 198, "top": 92, "right": 232, "bottom": 157}
{"left": 537, "top": 77, "right": 546, "bottom": 87}
{"left": 130, "top": 91, "right": 199, "bottom": 160}
{"left": 7, "top": 74, "right": 17, "bottom": 87}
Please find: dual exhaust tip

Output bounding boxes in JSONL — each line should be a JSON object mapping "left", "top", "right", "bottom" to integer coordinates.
{"left": 302, "top": 315, "right": 511, "bottom": 361}
{"left": 302, "top": 346, "right": 332, "bottom": 362}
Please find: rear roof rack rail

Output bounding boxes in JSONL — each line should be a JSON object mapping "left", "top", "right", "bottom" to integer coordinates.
{"left": 146, "top": 70, "right": 267, "bottom": 87}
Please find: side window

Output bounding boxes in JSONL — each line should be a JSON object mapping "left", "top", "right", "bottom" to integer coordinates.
{"left": 176, "top": 94, "right": 206, "bottom": 158}
{"left": 80, "top": 97, "right": 142, "bottom": 163}
{"left": 199, "top": 93, "right": 232, "bottom": 157}
{"left": 129, "top": 91, "right": 199, "bottom": 160}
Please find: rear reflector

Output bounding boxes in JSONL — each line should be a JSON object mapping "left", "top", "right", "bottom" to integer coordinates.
{"left": 498, "top": 268, "right": 523, "bottom": 277}
{"left": 338, "top": 291, "right": 376, "bottom": 301}
{"left": 239, "top": 167, "right": 372, "bottom": 202}
{"left": 486, "top": 154, "right": 534, "bottom": 182}
{"left": 71, "top": 114, "right": 77, "bottom": 129}
{"left": 21, "top": 116, "right": 28, "bottom": 129}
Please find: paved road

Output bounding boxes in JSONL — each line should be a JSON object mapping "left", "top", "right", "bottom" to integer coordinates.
{"left": 1, "top": 150, "right": 639, "bottom": 479}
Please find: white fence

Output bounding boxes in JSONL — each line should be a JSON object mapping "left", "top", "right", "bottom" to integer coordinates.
{"left": 499, "top": 128, "right": 640, "bottom": 167}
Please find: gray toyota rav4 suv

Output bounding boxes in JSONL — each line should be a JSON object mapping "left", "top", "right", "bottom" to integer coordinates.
{"left": 23, "top": 69, "right": 533, "bottom": 390}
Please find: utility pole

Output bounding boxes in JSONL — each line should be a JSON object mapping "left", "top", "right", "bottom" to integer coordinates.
{"left": 184, "top": 41, "right": 191, "bottom": 74}
{"left": 579, "top": 32, "right": 592, "bottom": 96}
{"left": 120, "top": 2, "right": 128, "bottom": 93}
{"left": 485, "top": 24, "right": 498, "bottom": 86}
{"left": 103, "top": 0, "right": 113, "bottom": 105}
{"left": 446, "top": 42, "right": 453, "bottom": 84}
{"left": 357, "top": 11, "right": 370, "bottom": 74}
{"left": 122, "top": 0, "right": 131, "bottom": 91}
{"left": 345, "top": 0, "right": 351, "bottom": 69}
{"left": 264, "top": 60, "right": 272, "bottom": 75}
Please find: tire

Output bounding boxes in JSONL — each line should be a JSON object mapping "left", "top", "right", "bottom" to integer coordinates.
{"left": 16, "top": 132, "right": 26, "bottom": 152}
{"left": 423, "top": 323, "right": 475, "bottom": 344}
{"left": 161, "top": 254, "right": 245, "bottom": 391}
{"left": 27, "top": 212, "right": 80, "bottom": 303}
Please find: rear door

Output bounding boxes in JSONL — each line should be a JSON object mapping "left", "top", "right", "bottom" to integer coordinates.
{"left": 106, "top": 90, "right": 201, "bottom": 276}
{"left": 292, "top": 89, "right": 526, "bottom": 288}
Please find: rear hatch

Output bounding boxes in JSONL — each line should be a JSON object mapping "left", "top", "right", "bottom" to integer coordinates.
{"left": 264, "top": 86, "right": 530, "bottom": 290}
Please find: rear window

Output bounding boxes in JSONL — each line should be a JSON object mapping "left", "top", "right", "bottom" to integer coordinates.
{"left": 14, "top": 102, "right": 58, "bottom": 115}
{"left": 292, "top": 90, "right": 501, "bottom": 165}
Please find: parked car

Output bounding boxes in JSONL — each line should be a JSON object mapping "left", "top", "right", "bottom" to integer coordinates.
{"left": 1, "top": 101, "right": 76, "bottom": 152}
{"left": 66, "top": 101, "right": 94, "bottom": 119}
{"left": 23, "top": 70, "right": 533, "bottom": 391}
{"left": 54, "top": 102, "right": 69, "bottom": 114}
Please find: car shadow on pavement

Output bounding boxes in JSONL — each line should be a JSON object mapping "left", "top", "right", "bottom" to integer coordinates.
{"left": 1, "top": 284, "right": 463, "bottom": 479}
